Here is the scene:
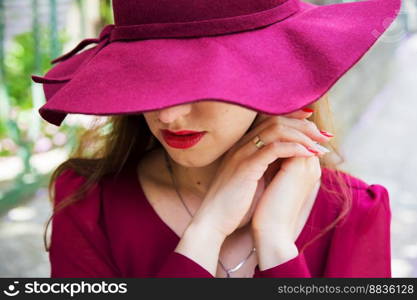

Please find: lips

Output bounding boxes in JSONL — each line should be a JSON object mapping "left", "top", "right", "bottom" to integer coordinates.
{"left": 161, "top": 129, "right": 206, "bottom": 149}
{"left": 166, "top": 130, "right": 202, "bottom": 135}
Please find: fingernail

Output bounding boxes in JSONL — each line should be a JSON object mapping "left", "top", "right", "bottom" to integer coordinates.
{"left": 302, "top": 108, "right": 314, "bottom": 113}
{"left": 313, "top": 142, "right": 331, "bottom": 153}
{"left": 319, "top": 130, "right": 334, "bottom": 138}
{"left": 305, "top": 147, "right": 319, "bottom": 154}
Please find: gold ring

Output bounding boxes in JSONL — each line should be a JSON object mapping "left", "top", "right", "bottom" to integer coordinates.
{"left": 253, "top": 135, "right": 265, "bottom": 149}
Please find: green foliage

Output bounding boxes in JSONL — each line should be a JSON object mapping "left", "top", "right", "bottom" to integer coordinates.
{"left": 3, "top": 27, "right": 68, "bottom": 111}
{"left": 99, "top": 0, "right": 114, "bottom": 25}
{"left": 0, "top": 118, "right": 6, "bottom": 138}
{"left": 0, "top": 0, "right": 115, "bottom": 214}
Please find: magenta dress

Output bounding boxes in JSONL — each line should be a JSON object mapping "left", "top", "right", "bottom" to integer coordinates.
{"left": 49, "top": 164, "right": 391, "bottom": 278}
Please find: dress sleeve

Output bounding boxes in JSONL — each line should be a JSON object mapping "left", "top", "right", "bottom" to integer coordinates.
{"left": 49, "top": 169, "right": 121, "bottom": 278}
{"left": 253, "top": 252, "right": 311, "bottom": 278}
{"left": 323, "top": 184, "right": 391, "bottom": 277}
{"left": 154, "top": 252, "right": 215, "bottom": 278}
{"left": 253, "top": 183, "right": 391, "bottom": 278}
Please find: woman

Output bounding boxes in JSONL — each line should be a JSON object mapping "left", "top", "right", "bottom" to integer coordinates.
{"left": 31, "top": 0, "right": 399, "bottom": 278}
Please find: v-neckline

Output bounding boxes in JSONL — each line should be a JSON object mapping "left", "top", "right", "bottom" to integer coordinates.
{"left": 129, "top": 162, "right": 324, "bottom": 246}
{"left": 131, "top": 163, "right": 182, "bottom": 241}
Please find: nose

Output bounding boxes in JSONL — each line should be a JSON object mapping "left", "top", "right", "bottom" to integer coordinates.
{"left": 157, "top": 103, "right": 192, "bottom": 124}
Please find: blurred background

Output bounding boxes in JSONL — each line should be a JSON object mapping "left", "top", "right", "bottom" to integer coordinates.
{"left": 0, "top": 0, "right": 416, "bottom": 277}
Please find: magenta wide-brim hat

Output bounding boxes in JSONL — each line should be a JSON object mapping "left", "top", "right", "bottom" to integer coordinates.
{"left": 32, "top": 0, "right": 402, "bottom": 126}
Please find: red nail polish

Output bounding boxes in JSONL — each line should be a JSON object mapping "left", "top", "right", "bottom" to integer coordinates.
{"left": 319, "top": 130, "right": 334, "bottom": 137}
{"left": 305, "top": 147, "right": 319, "bottom": 154}
{"left": 302, "top": 108, "right": 314, "bottom": 113}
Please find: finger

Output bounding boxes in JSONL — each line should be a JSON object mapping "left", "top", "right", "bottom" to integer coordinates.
{"left": 234, "top": 122, "right": 323, "bottom": 161}
{"left": 254, "top": 108, "right": 311, "bottom": 129}
{"left": 253, "top": 112, "right": 275, "bottom": 126}
{"left": 282, "top": 107, "right": 314, "bottom": 120}
{"left": 263, "top": 158, "right": 282, "bottom": 188}
{"left": 236, "top": 142, "right": 315, "bottom": 182}
{"left": 268, "top": 125, "right": 325, "bottom": 154}
{"left": 278, "top": 117, "right": 332, "bottom": 144}
{"left": 233, "top": 115, "right": 277, "bottom": 149}
{"left": 238, "top": 112, "right": 329, "bottom": 153}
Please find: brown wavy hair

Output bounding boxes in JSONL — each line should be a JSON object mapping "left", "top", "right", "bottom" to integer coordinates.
{"left": 44, "top": 93, "right": 353, "bottom": 255}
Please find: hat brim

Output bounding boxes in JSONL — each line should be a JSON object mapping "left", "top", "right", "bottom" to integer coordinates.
{"left": 33, "top": 0, "right": 401, "bottom": 126}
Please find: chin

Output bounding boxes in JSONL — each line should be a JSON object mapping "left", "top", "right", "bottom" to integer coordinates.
{"left": 167, "top": 150, "right": 220, "bottom": 168}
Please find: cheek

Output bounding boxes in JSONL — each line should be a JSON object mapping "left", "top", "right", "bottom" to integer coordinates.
{"left": 209, "top": 120, "right": 252, "bottom": 149}
{"left": 208, "top": 107, "right": 255, "bottom": 138}
{"left": 143, "top": 114, "right": 158, "bottom": 133}
{"left": 222, "top": 112, "right": 256, "bottom": 136}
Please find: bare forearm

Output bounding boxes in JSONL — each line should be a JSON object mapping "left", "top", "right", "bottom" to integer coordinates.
{"left": 175, "top": 221, "right": 226, "bottom": 276}
{"left": 254, "top": 230, "right": 298, "bottom": 271}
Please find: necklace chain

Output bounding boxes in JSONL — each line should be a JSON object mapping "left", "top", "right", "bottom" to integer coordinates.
{"left": 163, "top": 150, "right": 256, "bottom": 278}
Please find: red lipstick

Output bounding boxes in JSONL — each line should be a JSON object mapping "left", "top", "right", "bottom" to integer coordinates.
{"left": 161, "top": 129, "right": 206, "bottom": 149}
